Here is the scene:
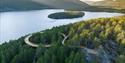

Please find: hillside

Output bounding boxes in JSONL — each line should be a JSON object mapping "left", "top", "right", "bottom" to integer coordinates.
{"left": 32, "top": 0, "right": 90, "bottom": 10}
{"left": 0, "top": 0, "right": 54, "bottom": 12}
{"left": 0, "top": 16, "right": 125, "bottom": 63}
{"left": 89, "top": 0, "right": 125, "bottom": 9}
{"left": 0, "top": 0, "right": 125, "bottom": 13}
{"left": 0, "top": 0, "right": 89, "bottom": 12}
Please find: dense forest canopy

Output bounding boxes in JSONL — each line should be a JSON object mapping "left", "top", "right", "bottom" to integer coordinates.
{"left": 0, "top": 16, "right": 125, "bottom": 63}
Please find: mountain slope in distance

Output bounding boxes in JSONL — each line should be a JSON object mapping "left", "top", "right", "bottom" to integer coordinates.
{"left": 87, "top": 0, "right": 125, "bottom": 9}
{"left": 0, "top": 0, "right": 89, "bottom": 12}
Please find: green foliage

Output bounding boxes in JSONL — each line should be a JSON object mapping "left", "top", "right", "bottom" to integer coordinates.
{"left": 48, "top": 11, "right": 84, "bottom": 19}
{"left": 11, "top": 46, "right": 35, "bottom": 63}
{"left": 0, "top": 16, "right": 125, "bottom": 63}
{"left": 116, "top": 55, "right": 125, "bottom": 63}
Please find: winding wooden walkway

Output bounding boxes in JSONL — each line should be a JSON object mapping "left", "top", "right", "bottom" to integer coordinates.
{"left": 24, "top": 32, "right": 98, "bottom": 54}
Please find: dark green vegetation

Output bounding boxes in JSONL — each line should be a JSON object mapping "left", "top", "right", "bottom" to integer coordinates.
{"left": 0, "top": 16, "right": 125, "bottom": 63}
{"left": 48, "top": 11, "right": 84, "bottom": 19}
{"left": 0, "top": 0, "right": 125, "bottom": 13}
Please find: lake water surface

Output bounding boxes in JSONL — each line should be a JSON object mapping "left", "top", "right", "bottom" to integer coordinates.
{"left": 0, "top": 9, "right": 124, "bottom": 44}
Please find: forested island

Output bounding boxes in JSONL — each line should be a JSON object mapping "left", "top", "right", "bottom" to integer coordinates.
{"left": 48, "top": 11, "right": 84, "bottom": 19}
{"left": 0, "top": 16, "right": 125, "bottom": 63}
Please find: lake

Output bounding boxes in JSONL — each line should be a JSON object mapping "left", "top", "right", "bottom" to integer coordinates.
{"left": 0, "top": 9, "right": 124, "bottom": 44}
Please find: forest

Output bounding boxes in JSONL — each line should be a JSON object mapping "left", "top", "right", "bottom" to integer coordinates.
{"left": 48, "top": 11, "right": 84, "bottom": 19}
{"left": 0, "top": 16, "right": 125, "bottom": 63}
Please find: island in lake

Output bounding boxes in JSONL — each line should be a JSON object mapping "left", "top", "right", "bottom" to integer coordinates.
{"left": 48, "top": 11, "right": 84, "bottom": 19}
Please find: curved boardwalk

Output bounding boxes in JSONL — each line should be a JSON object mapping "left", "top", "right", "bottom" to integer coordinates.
{"left": 24, "top": 32, "right": 52, "bottom": 48}
{"left": 24, "top": 32, "right": 98, "bottom": 54}
{"left": 24, "top": 35, "right": 39, "bottom": 47}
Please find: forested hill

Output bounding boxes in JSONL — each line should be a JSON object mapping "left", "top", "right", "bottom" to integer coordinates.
{"left": 92, "top": 0, "right": 125, "bottom": 9}
{"left": 0, "top": 16, "right": 125, "bottom": 63}
{"left": 0, "top": 0, "right": 125, "bottom": 13}
{"left": 0, "top": 0, "right": 89, "bottom": 12}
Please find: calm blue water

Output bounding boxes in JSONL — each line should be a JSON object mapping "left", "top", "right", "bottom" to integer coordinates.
{"left": 0, "top": 9, "right": 124, "bottom": 44}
